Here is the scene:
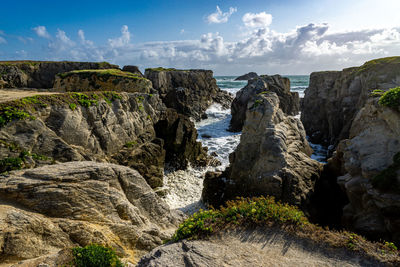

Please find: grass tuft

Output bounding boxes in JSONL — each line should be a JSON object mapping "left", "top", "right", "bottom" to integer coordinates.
{"left": 72, "top": 244, "right": 123, "bottom": 267}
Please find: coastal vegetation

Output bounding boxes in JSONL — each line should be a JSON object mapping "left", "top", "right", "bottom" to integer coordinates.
{"left": 378, "top": 87, "right": 400, "bottom": 111}
{"left": 72, "top": 244, "right": 123, "bottom": 267}
{"left": 57, "top": 69, "right": 146, "bottom": 80}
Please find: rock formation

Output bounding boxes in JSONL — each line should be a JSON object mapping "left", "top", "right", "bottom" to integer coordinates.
{"left": 0, "top": 61, "right": 118, "bottom": 89}
{"left": 0, "top": 161, "right": 183, "bottom": 265}
{"left": 0, "top": 92, "right": 209, "bottom": 188}
{"left": 234, "top": 71, "right": 258, "bottom": 80}
{"left": 301, "top": 57, "right": 400, "bottom": 146}
{"left": 53, "top": 69, "right": 152, "bottom": 93}
{"left": 203, "top": 91, "right": 321, "bottom": 208}
{"left": 145, "top": 68, "right": 233, "bottom": 120}
{"left": 122, "top": 65, "right": 144, "bottom": 77}
{"left": 229, "top": 74, "right": 300, "bottom": 132}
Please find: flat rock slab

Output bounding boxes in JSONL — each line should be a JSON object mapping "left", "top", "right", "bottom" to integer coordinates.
{"left": 0, "top": 89, "right": 59, "bottom": 103}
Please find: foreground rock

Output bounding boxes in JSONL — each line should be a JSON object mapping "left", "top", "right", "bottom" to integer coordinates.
{"left": 203, "top": 92, "right": 321, "bottom": 208}
{"left": 0, "top": 92, "right": 209, "bottom": 188}
{"left": 53, "top": 69, "right": 152, "bottom": 93}
{"left": 0, "top": 161, "right": 183, "bottom": 266}
{"left": 330, "top": 97, "right": 400, "bottom": 243}
{"left": 138, "top": 228, "right": 385, "bottom": 267}
{"left": 0, "top": 61, "right": 118, "bottom": 89}
{"left": 229, "top": 75, "right": 300, "bottom": 132}
{"left": 145, "top": 68, "right": 233, "bottom": 120}
{"left": 234, "top": 72, "right": 258, "bottom": 80}
{"left": 301, "top": 56, "right": 400, "bottom": 146}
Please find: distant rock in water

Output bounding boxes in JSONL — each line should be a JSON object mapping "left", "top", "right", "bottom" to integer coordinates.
{"left": 53, "top": 69, "right": 152, "bottom": 93}
{"left": 203, "top": 91, "right": 321, "bottom": 208}
{"left": 229, "top": 74, "right": 300, "bottom": 132}
{"left": 0, "top": 60, "right": 118, "bottom": 89}
{"left": 234, "top": 72, "right": 258, "bottom": 80}
{"left": 122, "top": 65, "right": 144, "bottom": 77}
{"left": 144, "top": 68, "right": 233, "bottom": 120}
{"left": 301, "top": 56, "right": 400, "bottom": 146}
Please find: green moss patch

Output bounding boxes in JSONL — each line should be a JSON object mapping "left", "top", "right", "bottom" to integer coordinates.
{"left": 378, "top": 87, "right": 400, "bottom": 111}
{"left": 358, "top": 57, "right": 400, "bottom": 73}
{"left": 371, "top": 152, "right": 400, "bottom": 193}
{"left": 58, "top": 69, "right": 145, "bottom": 81}
{"left": 72, "top": 244, "right": 123, "bottom": 267}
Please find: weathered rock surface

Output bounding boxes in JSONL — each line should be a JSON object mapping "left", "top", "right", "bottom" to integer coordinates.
{"left": 332, "top": 98, "right": 400, "bottom": 243}
{"left": 137, "top": 228, "right": 383, "bottom": 267}
{"left": 145, "top": 68, "right": 233, "bottom": 120}
{"left": 0, "top": 61, "right": 118, "bottom": 89}
{"left": 234, "top": 72, "right": 258, "bottom": 81}
{"left": 0, "top": 161, "right": 183, "bottom": 266}
{"left": 53, "top": 69, "right": 152, "bottom": 93}
{"left": 203, "top": 92, "right": 321, "bottom": 208}
{"left": 229, "top": 74, "right": 300, "bottom": 132}
{"left": 0, "top": 92, "right": 209, "bottom": 188}
{"left": 122, "top": 65, "right": 144, "bottom": 77}
{"left": 301, "top": 57, "right": 400, "bottom": 146}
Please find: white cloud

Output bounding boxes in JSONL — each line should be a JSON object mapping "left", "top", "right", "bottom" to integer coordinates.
{"left": 78, "top": 29, "right": 94, "bottom": 46}
{"left": 33, "top": 26, "right": 51, "bottom": 39}
{"left": 108, "top": 25, "right": 131, "bottom": 48}
{"left": 206, "top": 6, "right": 237, "bottom": 24}
{"left": 242, "top": 12, "right": 273, "bottom": 28}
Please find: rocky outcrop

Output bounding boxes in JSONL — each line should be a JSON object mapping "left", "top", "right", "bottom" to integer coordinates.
{"left": 0, "top": 161, "right": 183, "bottom": 266}
{"left": 53, "top": 69, "right": 152, "bottom": 93}
{"left": 0, "top": 61, "right": 118, "bottom": 89}
{"left": 301, "top": 57, "right": 400, "bottom": 146}
{"left": 234, "top": 72, "right": 258, "bottom": 81}
{"left": 144, "top": 68, "right": 233, "bottom": 120}
{"left": 229, "top": 74, "right": 300, "bottom": 132}
{"left": 122, "top": 65, "right": 144, "bottom": 77}
{"left": 331, "top": 98, "right": 400, "bottom": 243}
{"left": 0, "top": 92, "right": 208, "bottom": 188}
{"left": 203, "top": 92, "right": 321, "bottom": 208}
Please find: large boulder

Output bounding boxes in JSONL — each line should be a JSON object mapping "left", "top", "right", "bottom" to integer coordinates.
{"left": 229, "top": 75, "right": 300, "bottom": 132}
{"left": 0, "top": 92, "right": 209, "bottom": 188}
{"left": 145, "top": 68, "right": 233, "bottom": 120}
{"left": 234, "top": 72, "right": 258, "bottom": 81}
{"left": 0, "top": 61, "right": 118, "bottom": 89}
{"left": 122, "top": 65, "right": 144, "bottom": 77}
{"left": 301, "top": 57, "right": 400, "bottom": 146}
{"left": 203, "top": 92, "right": 321, "bottom": 208}
{"left": 332, "top": 97, "right": 400, "bottom": 243}
{"left": 53, "top": 69, "right": 152, "bottom": 93}
{"left": 0, "top": 161, "right": 183, "bottom": 266}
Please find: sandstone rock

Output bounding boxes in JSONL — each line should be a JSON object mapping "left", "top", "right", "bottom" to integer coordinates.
{"left": 122, "top": 65, "right": 144, "bottom": 77}
{"left": 0, "top": 61, "right": 118, "bottom": 89}
{"left": 234, "top": 72, "right": 258, "bottom": 81}
{"left": 53, "top": 69, "right": 152, "bottom": 93}
{"left": 203, "top": 92, "right": 321, "bottom": 208}
{"left": 0, "top": 161, "right": 183, "bottom": 265}
{"left": 229, "top": 74, "right": 300, "bottom": 132}
{"left": 145, "top": 68, "right": 233, "bottom": 120}
{"left": 301, "top": 57, "right": 400, "bottom": 146}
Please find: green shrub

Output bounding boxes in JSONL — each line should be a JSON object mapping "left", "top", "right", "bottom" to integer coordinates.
{"left": 0, "top": 106, "right": 34, "bottom": 127}
{"left": 378, "top": 87, "right": 400, "bottom": 110}
{"left": 0, "top": 156, "right": 24, "bottom": 173}
{"left": 72, "top": 244, "right": 123, "bottom": 267}
{"left": 370, "top": 89, "right": 385, "bottom": 97}
{"left": 172, "top": 196, "right": 308, "bottom": 241}
{"left": 371, "top": 152, "right": 400, "bottom": 192}
{"left": 72, "top": 93, "right": 98, "bottom": 108}
{"left": 69, "top": 103, "right": 77, "bottom": 110}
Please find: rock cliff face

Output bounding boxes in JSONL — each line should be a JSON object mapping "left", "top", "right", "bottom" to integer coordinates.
{"left": 301, "top": 57, "right": 400, "bottom": 145}
{"left": 203, "top": 92, "right": 321, "bottom": 208}
{"left": 0, "top": 92, "right": 208, "bottom": 188}
{"left": 145, "top": 68, "right": 233, "bottom": 120}
{"left": 0, "top": 161, "right": 182, "bottom": 265}
{"left": 53, "top": 69, "right": 152, "bottom": 93}
{"left": 331, "top": 98, "right": 400, "bottom": 243}
{"left": 229, "top": 74, "right": 300, "bottom": 132}
{"left": 122, "top": 65, "right": 144, "bottom": 77}
{"left": 234, "top": 72, "right": 258, "bottom": 80}
{"left": 0, "top": 61, "right": 118, "bottom": 89}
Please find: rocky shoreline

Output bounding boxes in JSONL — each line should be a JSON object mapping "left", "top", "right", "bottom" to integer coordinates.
{"left": 0, "top": 59, "right": 399, "bottom": 266}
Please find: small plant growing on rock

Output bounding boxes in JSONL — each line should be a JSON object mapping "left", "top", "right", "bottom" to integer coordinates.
{"left": 378, "top": 86, "right": 400, "bottom": 111}
{"left": 72, "top": 244, "right": 123, "bottom": 267}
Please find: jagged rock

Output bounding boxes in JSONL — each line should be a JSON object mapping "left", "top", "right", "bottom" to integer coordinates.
{"left": 53, "top": 69, "right": 152, "bottom": 93}
{"left": 0, "top": 161, "right": 183, "bottom": 266}
{"left": 145, "top": 68, "right": 233, "bottom": 120}
{"left": 0, "top": 61, "right": 118, "bottom": 89}
{"left": 122, "top": 65, "right": 144, "bottom": 77}
{"left": 203, "top": 92, "right": 321, "bottom": 208}
{"left": 229, "top": 75, "right": 300, "bottom": 132}
{"left": 331, "top": 98, "right": 400, "bottom": 243}
{"left": 0, "top": 92, "right": 208, "bottom": 188}
{"left": 234, "top": 72, "right": 258, "bottom": 80}
{"left": 301, "top": 57, "right": 400, "bottom": 146}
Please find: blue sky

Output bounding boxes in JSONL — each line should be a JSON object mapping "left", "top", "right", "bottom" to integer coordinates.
{"left": 1, "top": 0, "right": 400, "bottom": 74}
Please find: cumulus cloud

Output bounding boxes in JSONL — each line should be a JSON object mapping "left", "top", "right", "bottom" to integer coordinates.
{"left": 108, "top": 25, "right": 131, "bottom": 48}
{"left": 242, "top": 12, "right": 273, "bottom": 28}
{"left": 33, "top": 26, "right": 51, "bottom": 39}
{"left": 78, "top": 29, "right": 94, "bottom": 46}
{"left": 206, "top": 6, "right": 237, "bottom": 24}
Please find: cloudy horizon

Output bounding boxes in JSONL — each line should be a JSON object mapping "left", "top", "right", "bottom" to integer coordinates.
{"left": 1, "top": 0, "right": 400, "bottom": 75}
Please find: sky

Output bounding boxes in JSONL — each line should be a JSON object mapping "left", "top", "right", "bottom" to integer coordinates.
{"left": 0, "top": 0, "right": 400, "bottom": 75}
